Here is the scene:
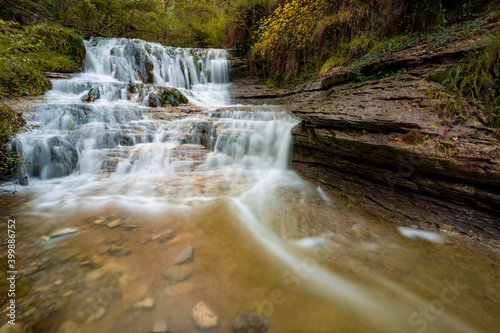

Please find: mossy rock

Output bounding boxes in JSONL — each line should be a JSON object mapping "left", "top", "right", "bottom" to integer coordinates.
{"left": 151, "top": 88, "right": 189, "bottom": 107}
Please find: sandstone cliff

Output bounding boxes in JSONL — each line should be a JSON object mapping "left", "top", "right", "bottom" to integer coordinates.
{"left": 232, "top": 19, "right": 500, "bottom": 247}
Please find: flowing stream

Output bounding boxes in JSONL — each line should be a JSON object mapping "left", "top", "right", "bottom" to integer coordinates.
{"left": 1, "top": 38, "right": 498, "bottom": 333}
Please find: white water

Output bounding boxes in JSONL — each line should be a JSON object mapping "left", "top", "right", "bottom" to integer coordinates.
{"left": 11, "top": 38, "right": 487, "bottom": 333}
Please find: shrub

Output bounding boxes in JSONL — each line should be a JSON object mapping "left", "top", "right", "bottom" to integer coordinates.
{"left": 438, "top": 36, "right": 500, "bottom": 127}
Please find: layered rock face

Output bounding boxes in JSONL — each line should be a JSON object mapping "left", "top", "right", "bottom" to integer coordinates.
{"left": 231, "top": 20, "right": 500, "bottom": 247}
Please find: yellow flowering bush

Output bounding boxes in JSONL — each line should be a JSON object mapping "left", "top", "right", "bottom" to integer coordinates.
{"left": 252, "top": 0, "right": 329, "bottom": 76}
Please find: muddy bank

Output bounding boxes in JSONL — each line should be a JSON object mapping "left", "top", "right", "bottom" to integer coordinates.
{"left": 231, "top": 21, "right": 500, "bottom": 247}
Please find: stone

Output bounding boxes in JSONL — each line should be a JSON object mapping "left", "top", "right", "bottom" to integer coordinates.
{"left": 81, "top": 87, "right": 100, "bottom": 103}
{"left": 108, "top": 245, "right": 131, "bottom": 257}
{"left": 46, "top": 228, "right": 78, "bottom": 240}
{"left": 86, "top": 269, "right": 106, "bottom": 281}
{"left": 125, "top": 224, "right": 139, "bottom": 231}
{"left": 152, "top": 320, "right": 168, "bottom": 332}
{"left": 163, "top": 266, "right": 192, "bottom": 285}
{"left": 191, "top": 301, "right": 219, "bottom": 330}
{"left": 173, "top": 246, "right": 194, "bottom": 264}
{"left": 107, "top": 219, "right": 123, "bottom": 228}
{"left": 133, "top": 297, "right": 156, "bottom": 310}
{"left": 94, "top": 219, "right": 106, "bottom": 225}
{"left": 159, "top": 229, "right": 176, "bottom": 243}
{"left": 233, "top": 311, "right": 268, "bottom": 333}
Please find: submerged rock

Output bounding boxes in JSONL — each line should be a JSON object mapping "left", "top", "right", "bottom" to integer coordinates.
{"left": 41, "top": 228, "right": 78, "bottom": 241}
{"left": 107, "top": 219, "right": 123, "bottom": 228}
{"left": 133, "top": 297, "right": 156, "bottom": 310}
{"left": 159, "top": 229, "right": 176, "bottom": 243}
{"left": 191, "top": 301, "right": 219, "bottom": 330}
{"left": 108, "top": 245, "right": 131, "bottom": 257}
{"left": 233, "top": 311, "right": 268, "bottom": 333}
{"left": 163, "top": 266, "right": 192, "bottom": 285}
{"left": 173, "top": 246, "right": 194, "bottom": 264}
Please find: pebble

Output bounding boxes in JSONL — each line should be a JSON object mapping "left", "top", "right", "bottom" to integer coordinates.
{"left": 94, "top": 219, "right": 106, "bottom": 225}
{"left": 233, "top": 311, "right": 268, "bottom": 333}
{"left": 191, "top": 301, "right": 219, "bottom": 330}
{"left": 108, "top": 245, "right": 131, "bottom": 257}
{"left": 107, "top": 219, "right": 123, "bottom": 228}
{"left": 159, "top": 229, "right": 176, "bottom": 243}
{"left": 173, "top": 246, "right": 194, "bottom": 264}
{"left": 133, "top": 297, "right": 156, "bottom": 310}
{"left": 125, "top": 224, "right": 139, "bottom": 231}
{"left": 163, "top": 266, "right": 192, "bottom": 285}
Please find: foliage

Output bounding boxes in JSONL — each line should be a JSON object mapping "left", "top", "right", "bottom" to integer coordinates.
{"left": 436, "top": 36, "right": 500, "bottom": 127}
{"left": 0, "top": 19, "right": 84, "bottom": 98}
{"left": 250, "top": 0, "right": 499, "bottom": 82}
{"left": 0, "top": 19, "right": 83, "bottom": 181}
{"left": 0, "top": 0, "right": 278, "bottom": 48}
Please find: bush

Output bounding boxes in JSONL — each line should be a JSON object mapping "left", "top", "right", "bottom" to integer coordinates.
{"left": 0, "top": 20, "right": 84, "bottom": 98}
{"left": 438, "top": 36, "right": 500, "bottom": 127}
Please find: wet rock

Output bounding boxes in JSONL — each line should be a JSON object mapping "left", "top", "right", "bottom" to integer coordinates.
{"left": 133, "top": 297, "right": 156, "bottom": 310}
{"left": 145, "top": 59, "right": 154, "bottom": 84}
{"left": 149, "top": 92, "right": 162, "bottom": 107}
{"left": 173, "top": 246, "right": 194, "bottom": 264}
{"left": 81, "top": 87, "right": 100, "bottom": 103}
{"left": 152, "top": 320, "right": 168, "bottom": 332}
{"left": 147, "top": 88, "right": 189, "bottom": 108}
{"left": 233, "top": 311, "right": 268, "bottom": 333}
{"left": 163, "top": 266, "right": 192, "bottom": 285}
{"left": 191, "top": 301, "right": 219, "bottom": 330}
{"left": 42, "top": 228, "right": 78, "bottom": 241}
{"left": 125, "top": 224, "right": 139, "bottom": 231}
{"left": 108, "top": 245, "right": 131, "bottom": 257}
{"left": 107, "top": 219, "right": 123, "bottom": 228}
{"left": 159, "top": 229, "right": 176, "bottom": 243}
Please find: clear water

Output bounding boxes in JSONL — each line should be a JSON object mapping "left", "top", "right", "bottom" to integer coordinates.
{"left": 1, "top": 38, "right": 498, "bottom": 333}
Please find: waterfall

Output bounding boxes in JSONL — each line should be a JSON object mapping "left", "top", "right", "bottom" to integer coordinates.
{"left": 17, "top": 37, "right": 297, "bottom": 200}
{"left": 9, "top": 37, "right": 480, "bottom": 333}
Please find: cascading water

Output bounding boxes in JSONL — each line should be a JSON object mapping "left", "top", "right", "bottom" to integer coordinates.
{"left": 6, "top": 38, "right": 498, "bottom": 333}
